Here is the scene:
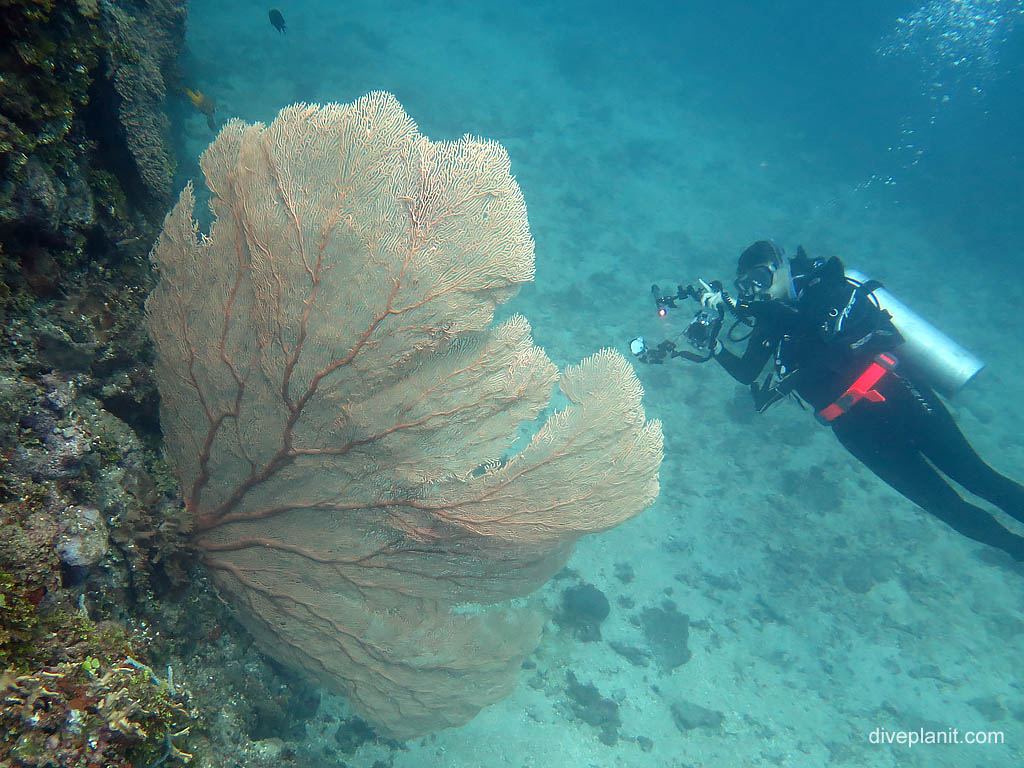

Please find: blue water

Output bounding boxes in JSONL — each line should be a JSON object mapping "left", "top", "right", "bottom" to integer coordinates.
{"left": 179, "top": 1, "right": 1024, "bottom": 765}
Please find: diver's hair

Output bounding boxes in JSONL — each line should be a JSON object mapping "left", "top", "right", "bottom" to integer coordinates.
{"left": 737, "top": 240, "right": 784, "bottom": 275}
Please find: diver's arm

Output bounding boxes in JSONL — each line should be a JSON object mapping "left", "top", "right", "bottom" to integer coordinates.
{"left": 714, "top": 325, "right": 773, "bottom": 385}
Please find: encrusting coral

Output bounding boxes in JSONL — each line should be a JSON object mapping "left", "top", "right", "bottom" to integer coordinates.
{"left": 1, "top": 655, "right": 195, "bottom": 767}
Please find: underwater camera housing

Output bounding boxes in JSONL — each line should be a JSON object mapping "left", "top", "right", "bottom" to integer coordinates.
{"left": 683, "top": 302, "right": 724, "bottom": 352}
{"left": 630, "top": 283, "right": 732, "bottom": 362}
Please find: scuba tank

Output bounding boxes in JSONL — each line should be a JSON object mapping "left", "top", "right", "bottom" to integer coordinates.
{"left": 845, "top": 269, "right": 984, "bottom": 395}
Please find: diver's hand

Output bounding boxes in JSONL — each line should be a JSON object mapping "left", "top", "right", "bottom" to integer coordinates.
{"left": 697, "top": 278, "right": 724, "bottom": 311}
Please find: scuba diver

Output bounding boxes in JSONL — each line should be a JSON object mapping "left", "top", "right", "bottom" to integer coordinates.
{"left": 630, "top": 240, "right": 1024, "bottom": 563}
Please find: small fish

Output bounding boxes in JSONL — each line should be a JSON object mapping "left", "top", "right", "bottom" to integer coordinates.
{"left": 185, "top": 87, "right": 217, "bottom": 131}
{"left": 269, "top": 8, "right": 286, "bottom": 34}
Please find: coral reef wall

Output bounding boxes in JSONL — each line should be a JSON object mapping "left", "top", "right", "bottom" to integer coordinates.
{"left": 1, "top": 0, "right": 185, "bottom": 332}
{"left": 0, "top": 3, "right": 268, "bottom": 767}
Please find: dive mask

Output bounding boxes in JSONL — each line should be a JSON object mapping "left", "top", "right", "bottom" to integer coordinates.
{"left": 735, "top": 263, "right": 775, "bottom": 301}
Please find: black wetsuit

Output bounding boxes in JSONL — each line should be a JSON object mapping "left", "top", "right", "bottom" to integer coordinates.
{"left": 716, "top": 256, "right": 1024, "bottom": 562}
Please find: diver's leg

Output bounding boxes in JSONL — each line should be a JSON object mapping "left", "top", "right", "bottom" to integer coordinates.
{"left": 834, "top": 419, "right": 1024, "bottom": 561}
{"left": 910, "top": 385, "right": 1024, "bottom": 524}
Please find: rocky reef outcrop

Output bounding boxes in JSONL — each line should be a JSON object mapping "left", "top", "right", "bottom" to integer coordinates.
{"left": 1, "top": 0, "right": 186, "bottom": 326}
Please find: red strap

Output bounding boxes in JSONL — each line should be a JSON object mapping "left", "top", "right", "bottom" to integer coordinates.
{"left": 818, "top": 353, "right": 897, "bottom": 423}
